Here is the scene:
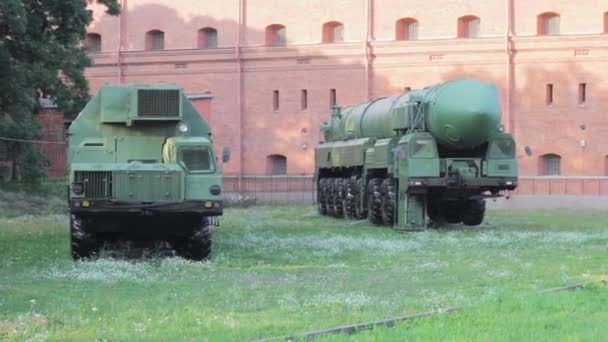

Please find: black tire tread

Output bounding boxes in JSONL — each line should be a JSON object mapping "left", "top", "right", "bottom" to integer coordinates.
{"left": 70, "top": 214, "right": 97, "bottom": 260}
{"left": 326, "top": 179, "right": 336, "bottom": 216}
{"left": 381, "top": 178, "right": 396, "bottom": 226}
{"left": 318, "top": 178, "right": 328, "bottom": 215}
{"left": 355, "top": 178, "right": 367, "bottom": 219}
{"left": 443, "top": 202, "right": 464, "bottom": 224}
{"left": 462, "top": 199, "right": 486, "bottom": 226}
{"left": 367, "top": 178, "right": 383, "bottom": 225}
{"left": 333, "top": 178, "right": 344, "bottom": 217}
{"left": 427, "top": 199, "right": 441, "bottom": 223}
{"left": 344, "top": 178, "right": 357, "bottom": 220}
{"left": 182, "top": 217, "right": 212, "bottom": 261}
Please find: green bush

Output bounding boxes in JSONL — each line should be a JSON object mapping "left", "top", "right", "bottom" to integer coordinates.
{"left": 0, "top": 186, "right": 67, "bottom": 217}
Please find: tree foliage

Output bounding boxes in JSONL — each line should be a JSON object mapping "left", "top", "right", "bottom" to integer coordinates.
{"left": 0, "top": 0, "right": 119, "bottom": 183}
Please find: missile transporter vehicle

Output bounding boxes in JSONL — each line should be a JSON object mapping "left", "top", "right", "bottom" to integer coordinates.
{"left": 68, "top": 84, "right": 225, "bottom": 260}
{"left": 315, "top": 79, "right": 517, "bottom": 230}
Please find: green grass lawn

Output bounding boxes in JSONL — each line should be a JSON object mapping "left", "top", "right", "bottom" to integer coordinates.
{"left": 0, "top": 206, "right": 607, "bottom": 340}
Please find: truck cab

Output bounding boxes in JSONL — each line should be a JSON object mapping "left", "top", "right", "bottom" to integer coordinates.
{"left": 68, "top": 84, "right": 224, "bottom": 260}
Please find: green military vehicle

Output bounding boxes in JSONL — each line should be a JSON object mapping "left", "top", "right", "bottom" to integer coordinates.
{"left": 315, "top": 79, "right": 518, "bottom": 230}
{"left": 68, "top": 84, "right": 227, "bottom": 260}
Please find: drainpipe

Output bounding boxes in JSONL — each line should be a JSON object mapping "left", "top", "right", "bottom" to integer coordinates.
{"left": 237, "top": 0, "right": 245, "bottom": 185}
{"left": 505, "top": 0, "right": 514, "bottom": 134}
{"left": 118, "top": 0, "right": 127, "bottom": 83}
{"left": 364, "top": 0, "right": 374, "bottom": 101}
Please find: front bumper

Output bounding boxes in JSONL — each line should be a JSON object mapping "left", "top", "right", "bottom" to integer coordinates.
{"left": 407, "top": 177, "right": 518, "bottom": 192}
{"left": 69, "top": 199, "right": 223, "bottom": 215}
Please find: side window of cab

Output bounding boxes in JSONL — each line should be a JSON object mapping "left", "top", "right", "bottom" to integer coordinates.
{"left": 409, "top": 139, "right": 436, "bottom": 159}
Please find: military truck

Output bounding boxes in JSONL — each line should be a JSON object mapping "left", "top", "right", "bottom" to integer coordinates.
{"left": 68, "top": 84, "right": 227, "bottom": 260}
{"left": 315, "top": 79, "right": 517, "bottom": 230}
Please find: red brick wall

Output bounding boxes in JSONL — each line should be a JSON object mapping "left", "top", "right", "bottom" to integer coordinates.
{"left": 191, "top": 99, "right": 212, "bottom": 126}
{"left": 36, "top": 109, "right": 67, "bottom": 177}
{"left": 83, "top": 0, "right": 608, "bottom": 178}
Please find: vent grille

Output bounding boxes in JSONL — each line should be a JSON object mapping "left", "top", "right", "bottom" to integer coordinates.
{"left": 112, "top": 171, "right": 181, "bottom": 201}
{"left": 137, "top": 89, "right": 180, "bottom": 117}
{"left": 74, "top": 171, "right": 113, "bottom": 198}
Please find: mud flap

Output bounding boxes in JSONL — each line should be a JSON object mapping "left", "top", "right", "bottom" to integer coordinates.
{"left": 395, "top": 182, "right": 427, "bottom": 231}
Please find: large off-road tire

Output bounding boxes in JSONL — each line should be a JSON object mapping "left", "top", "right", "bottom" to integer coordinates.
{"left": 317, "top": 178, "right": 328, "bottom": 215}
{"left": 462, "top": 199, "right": 486, "bottom": 226}
{"left": 354, "top": 177, "right": 367, "bottom": 219}
{"left": 344, "top": 178, "right": 358, "bottom": 220}
{"left": 443, "top": 202, "right": 464, "bottom": 224}
{"left": 426, "top": 199, "right": 441, "bottom": 223}
{"left": 179, "top": 217, "right": 212, "bottom": 261}
{"left": 381, "top": 178, "right": 396, "bottom": 226}
{"left": 326, "top": 178, "right": 336, "bottom": 216}
{"left": 333, "top": 178, "right": 344, "bottom": 217}
{"left": 70, "top": 214, "right": 97, "bottom": 260}
{"left": 367, "top": 178, "right": 383, "bottom": 225}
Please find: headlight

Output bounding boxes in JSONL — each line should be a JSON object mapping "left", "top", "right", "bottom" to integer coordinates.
{"left": 209, "top": 185, "right": 221, "bottom": 195}
{"left": 72, "top": 182, "right": 84, "bottom": 195}
{"left": 178, "top": 122, "right": 189, "bottom": 133}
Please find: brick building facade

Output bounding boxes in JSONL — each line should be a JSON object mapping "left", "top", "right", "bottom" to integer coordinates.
{"left": 36, "top": 102, "right": 67, "bottom": 178}
{"left": 83, "top": 0, "right": 608, "bottom": 177}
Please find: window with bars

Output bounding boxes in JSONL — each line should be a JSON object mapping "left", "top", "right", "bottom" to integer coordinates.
{"left": 396, "top": 18, "right": 418, "bottom": 40}
{"left": 198, "top": 28, "right": 218, "bottom": 48}
{"left": 538, "top": 13, "right": 560, "bottom": 35}
{"left": 323, "top": 21, "right": 344, "bottom": 43}
{"left": 146, "top": 30, "right": 164, "bottom": 50}
{"left": 85, "top": 33, "right": 102, "bottom": 53}
{"left": 266, "top": 155, "right": 287, "bottom": 175}
{"left": 541, "top": 154, "right": 561, "bottom": 175}
{"left": 458, "top": 16, "right": 480, "bottom": 38}
{"left": 266, "top": 24, "right": 286, "bottom": 46}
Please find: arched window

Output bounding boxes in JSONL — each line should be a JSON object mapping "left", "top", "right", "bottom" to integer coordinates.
{"left": 266, "top": 154, "right": 287, "bottom": 175}
{"left": 146, "top": 30, "right": 164, "bottom": 50}
{"left": 322, "top": 21, "right": 344, "bottom": 43}
{"left": 604, "top": 12, "right": 608, "bottom": 33}
{"left": 85, "top": 33, "right": 102, "bottom": 53}
{"left": 266, "top": 24, "right": 286, "bottom": 46}
{"left": 198, "top": 27, "right": 218, "bottom": 49}
{"left": 540, "top": 154, "right": 561, "bottom": 175}
{"left": 458, "top": 15, "right": 480, "bottom": 38}
{"left": 537, "top": 12, "right": 560, "bottom": 35}
{"left": 396, "top": 18, "right": 418, "bottom": 41}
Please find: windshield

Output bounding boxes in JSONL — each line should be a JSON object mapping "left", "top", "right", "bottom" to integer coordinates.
{"left": 488, "top": 139, "right": 515, "bottom": 159}
{"left": 179, "top": 147, "right": 214, "bottom": 172}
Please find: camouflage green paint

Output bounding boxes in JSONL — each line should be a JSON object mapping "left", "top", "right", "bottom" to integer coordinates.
{"left": 68, "top": 83, "right": 222, "bottom": 207}
{"left": 315, "top": 79, "right": 518, "bottom": 230}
